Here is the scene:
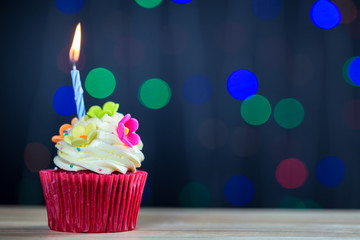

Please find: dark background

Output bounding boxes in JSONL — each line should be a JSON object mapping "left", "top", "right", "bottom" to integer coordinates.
{"left": 1, "top": 0, "right": 360, "bottom": 208}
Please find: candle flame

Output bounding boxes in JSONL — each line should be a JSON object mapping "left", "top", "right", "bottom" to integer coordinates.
{"left": 69, "top": 23, "right": 81, "bottom": 65}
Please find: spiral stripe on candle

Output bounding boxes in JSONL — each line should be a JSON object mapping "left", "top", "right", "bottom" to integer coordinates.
{"left": 71, "top": 70, "right": 86, "bottom": 119}
{"left": 78, "top": 93, "right": 85, "bottom": 118}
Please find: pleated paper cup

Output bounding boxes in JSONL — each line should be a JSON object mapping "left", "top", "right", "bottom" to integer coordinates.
{"left": 39, "top": 169, "right": 147, "bottom": 233}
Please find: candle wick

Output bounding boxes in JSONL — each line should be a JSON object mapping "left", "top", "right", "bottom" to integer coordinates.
{"left": 72, "top": 62, "right": 77, "bottom": 71}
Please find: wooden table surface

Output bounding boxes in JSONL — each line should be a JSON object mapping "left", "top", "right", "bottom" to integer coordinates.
{"left": 0, "top": 206, "right": 360, "bottom": 239}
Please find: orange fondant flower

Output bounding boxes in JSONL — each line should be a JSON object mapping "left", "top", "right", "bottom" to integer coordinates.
{"left": 51, "top": 117, "right": 78, "bottom": 143}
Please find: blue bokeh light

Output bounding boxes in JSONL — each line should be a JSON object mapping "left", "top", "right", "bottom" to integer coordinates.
{"left": 227, "top": 69, "right": 258, "bottom": 100}
{"left": 224, "top": 175, "right": 255, "bottom": 206}
{"left": 310, "top": 0, "right": 341, "bottom": 29}
{"left": 53, "top": 86, "right": 77, "bottom": 116}
{"left": 316, "top": 156, "right": 345, "bottom": 187}
{"left": 171, "top": 0, "right": 192, "bottom": 4}
{"left": 182, "top": 74, "right": 213, "bottom": 105}
{"left": 251, "top": 0, "right": 282, "bottom": 21}
{"left": 348, "top": 57, "right": 360, "bottom": 86}
{"left": 56, "top": 0, "right": 85, "bottom": 14}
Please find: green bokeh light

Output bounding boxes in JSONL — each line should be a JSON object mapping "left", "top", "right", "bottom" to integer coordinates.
{"left": 138, "top": 78, "right": 171, "bottom": 109}
{"left": 297, "top": 200, "right": 322, "bottom": 209}
{"left": 343, "top": 57, "right": 359, "bottom": 87}
{"left": 179, "top": 182, "right": 210, "bottom": 207}
{"left": 85, "top": 68, "right": 116, "bottom": 99}
{"left": 135, "top": 0, "right": 162, "bottom": 8}
{"left": 240, "top": 94, "right": 271, "bottom": 125}
{"left": 274, "top": 98, "right": 304, "bottom": 128}
{"left": 277, "top": 196, "right": 302, "bottom": 208}
{"left": 277, "top": 196, "right": 321, "bottom": 209}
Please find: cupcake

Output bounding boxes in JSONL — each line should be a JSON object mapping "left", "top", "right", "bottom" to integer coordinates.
{"left": 39, "top": 101, "right": 147, "bottom": 233}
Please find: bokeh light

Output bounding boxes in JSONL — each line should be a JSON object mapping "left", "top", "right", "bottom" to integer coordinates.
{"left": 330, "top": 0, "right": 357, "bottom": 24}
{"left": 227, "top": 69, "right": 258, "bottom": 100}
{"left": 277, "top": 196, "right": 302, "bottom": 208}
{"left": 347, "top": 10, "right": 360, "bottom": 38}
{"left": 342, "top": 99, "right": 360, "bottom": 129}
{"left": 215, "top": 21, "right": 247, "bottom": 52}
{"left": 57, "top": 44, "right": 86, "bottom": 74}
{"left": 316, "top": 156, "right": 345, "bottom": 187}
{"left": 276, "top": 158, "right": 308, "bottom": 189}
{"left": 343, "top": 57, "right": 358, "bottom": 87}
{"left": 135, "top": 0, "right": 162, "bottom": 9}
{"left": 85, "top": 68, "right": 116, "bottom": 99}
{"left": 310, "top": 0, "right": 341, "bottom": 29}
{"left": 53, "top": 86, "right": 77, "bottom": 116}
{"left": 224, "top": 175, "right": 255, "bottom": 206}
{"left": 277, "top": 196, "right": 321, "bottom": 209}
{"left": 299, "top": 200, "right": 322, "bottom": 209}
{"left": 159, "top": 24, "right": 188, "bottom": 55}
{"left": 182, "top": 74, "right": 213, "bottom": 105}
{"left": 56, "top": 0, "right": 84, "bottom": 14}
{"left": 256, "top": 36, "right": 286, "bottom": 69}
{"left": 274, "top": 98, "right": 304, "bottom": 129}
{"left": 114, "top": 37, "right": 145, "bottom": 67}
{"left": 197, "top": 118, "right": 228, "bottom": 149}
{"left": 172, "top": 0, "right": 192, "bottom": 4}
{"left": 229, "top": 126, "right": 260, "bottom": 157}
{"left": 24, "top": 142, "right": 51, "bottom": 173}
{"left": 138, "top": 78, "right": 171, "bottom": 109}
{"left": 240, "top": 94, "right": 272, "bottom": 126}
{"left": 251, "top": 0, "right": 282, "bottom": 21}
{"left": 179, "top": 182, "right": 210, "bottom": 207}
{"left": 347, "top": 56, "right": 360, "bottom": 86}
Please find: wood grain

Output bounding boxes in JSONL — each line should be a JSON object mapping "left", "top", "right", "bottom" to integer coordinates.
{"left": 0, "top": 206, "right": 359, "bottom": 239}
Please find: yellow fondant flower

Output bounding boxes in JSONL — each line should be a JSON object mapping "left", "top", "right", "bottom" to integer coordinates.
{"left": 64, "top": 123, "right": 97, "bottom": 146}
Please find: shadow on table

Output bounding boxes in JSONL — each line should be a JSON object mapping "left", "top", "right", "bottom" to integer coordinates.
{"left": 0, "top": 225, "right": 143, "bottom": 239}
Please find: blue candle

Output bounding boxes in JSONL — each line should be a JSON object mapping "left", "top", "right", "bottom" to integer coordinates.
{"left": 69, "top": 23, "right": 86, "bottom": 119}
{"left": 71, "top": 66, "right": 85, "bottom": 118}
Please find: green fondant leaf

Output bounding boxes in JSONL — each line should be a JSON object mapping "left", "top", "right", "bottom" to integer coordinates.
{"left": 113, "top": 103, "right": 119, "bottom": 115}
{"left": 97, "top": 110, "right": 112, "bottom": 118}
{"left": 87, "top": 105, "right": 102, "bottom": 118}
{"left": 103, "top": 101, "right": 115, "bottom": 112}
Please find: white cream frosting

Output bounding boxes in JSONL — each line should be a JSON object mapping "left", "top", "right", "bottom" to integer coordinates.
{"left": 54, "top": 113, "right": 144, "bottom": 174}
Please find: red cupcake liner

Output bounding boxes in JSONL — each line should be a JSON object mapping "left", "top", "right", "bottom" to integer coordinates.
{"left": 39, "top": 169, "right": 147, "bottom": 233}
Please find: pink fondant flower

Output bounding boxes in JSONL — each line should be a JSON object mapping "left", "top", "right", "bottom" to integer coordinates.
{"left": 117, "top": 114, "right": 140, "bottom": 147}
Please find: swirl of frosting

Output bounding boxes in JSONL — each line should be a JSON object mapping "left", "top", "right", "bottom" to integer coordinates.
{"left": 53, "top": 112, "right": 144, "bottom": 174}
